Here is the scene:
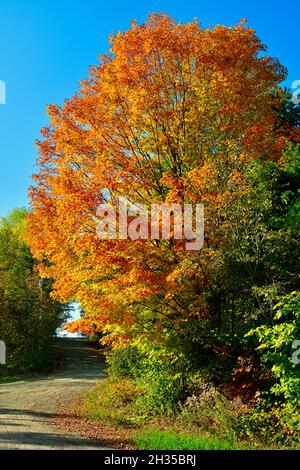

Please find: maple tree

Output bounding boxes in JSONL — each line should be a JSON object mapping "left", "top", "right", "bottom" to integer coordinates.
{"left": 27, "top": 14, "right": 293, "bottom": 349}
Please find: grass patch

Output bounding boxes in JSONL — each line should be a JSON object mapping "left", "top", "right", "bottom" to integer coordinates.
{"left": 81, "top": 376, "right": 146, "bottom": 427}
{"left": 134, "top": 429, "right": 238, "bottom": 450}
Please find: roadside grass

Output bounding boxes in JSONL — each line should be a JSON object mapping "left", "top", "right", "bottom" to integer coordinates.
{"left": 0, "top": 374, "right": 25, "bottom": 384}
{"left": 82, "top": 376, "right": 145, "bottom": 427}
{"left": 76, "top": 377, "right": 267, "bottom": 450}
{"left": 133, "top": 429, "right": 239, "bottom": 450}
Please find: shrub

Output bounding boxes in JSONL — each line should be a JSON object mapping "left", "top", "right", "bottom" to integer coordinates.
{"left": 105, "top": 342, "right": 192, "bottom": 416}
{"left": 106, "top": 346, "right": 142, "bottom": 378}
{"left": 133, "top": 344, "right": 193, "bottom": 416}
{"left": 180, "top": 375, "right": 239, "bottom": 440}
{"left": 247, "top": 291, "right": 300, "bottom": 440}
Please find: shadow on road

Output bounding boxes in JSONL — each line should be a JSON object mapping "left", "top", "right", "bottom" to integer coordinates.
{"left": 0, "top": 339, "right": 109, "bottom": 449}
{"left": 0, "top": 430, "right": 105, "bottom": 449}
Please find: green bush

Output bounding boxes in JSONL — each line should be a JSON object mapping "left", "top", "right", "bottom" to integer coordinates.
{"left": 236, "top": 405, "right": 300, "bottom": 447}
{"left": 106, "top": 346, "right": 142, "bottom": 378}
{"left": 247, "top": 291, "right": 300, "bottom": 440}
{"left": 134, "top": 344, "right": 192, "bottom": 416}
{"left": 105, "top": 343, "right": 191, "bottom": 415}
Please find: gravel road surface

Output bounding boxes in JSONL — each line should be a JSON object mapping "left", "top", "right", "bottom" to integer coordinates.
{"left": 0, "top": 338, "right": 108, "bottom": 450}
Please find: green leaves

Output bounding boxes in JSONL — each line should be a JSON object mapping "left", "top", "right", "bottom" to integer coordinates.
{"left": 0, "top": 208, "right": 67, "bottom": 373}
{"left": 248, "top": 291, "right": 300, "bottom": 406}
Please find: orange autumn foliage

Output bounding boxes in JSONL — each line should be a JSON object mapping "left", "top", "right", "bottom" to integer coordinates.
{"left": 27, "top": 14, "right": 291, "bottom": 344}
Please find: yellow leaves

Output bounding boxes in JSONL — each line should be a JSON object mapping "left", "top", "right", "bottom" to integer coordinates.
{"left": 27, "top": 13, "right": 290, "bottom": 348}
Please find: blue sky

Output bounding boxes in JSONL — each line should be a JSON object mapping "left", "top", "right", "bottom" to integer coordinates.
{"left": 0, "top": 0, "right": 298, "bottom": 218}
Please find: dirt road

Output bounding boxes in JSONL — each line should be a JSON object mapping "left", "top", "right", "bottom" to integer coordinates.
{"left": 0, "top": 338, "right": 108, "bottom": 450}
